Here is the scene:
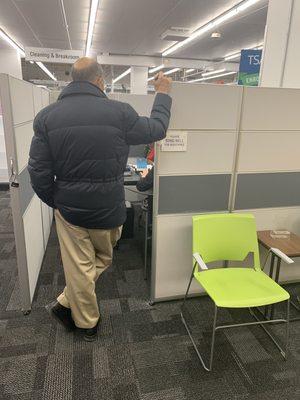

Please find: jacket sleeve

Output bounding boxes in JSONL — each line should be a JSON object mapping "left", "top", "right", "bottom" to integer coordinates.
{"left": 136, "top": 167, "right": 154, "bottom": 192}
{"left": 28, "top": 114, "right": 55, "bottom": 208}
{"left": 124, "top": 93, "right": 172, "bottom": 145}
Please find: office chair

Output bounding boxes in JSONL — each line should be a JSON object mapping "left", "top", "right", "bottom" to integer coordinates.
{"left": 181, "top": 213, "right": 292, "bottom": 371}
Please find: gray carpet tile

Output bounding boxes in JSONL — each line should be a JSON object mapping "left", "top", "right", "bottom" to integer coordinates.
{"left": 1, "top": 190, "right": 300, "bottom": 399}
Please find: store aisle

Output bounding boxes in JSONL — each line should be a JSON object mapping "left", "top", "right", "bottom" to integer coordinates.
{"left": 0, "top": 191, "right": 300, "bottom": 400}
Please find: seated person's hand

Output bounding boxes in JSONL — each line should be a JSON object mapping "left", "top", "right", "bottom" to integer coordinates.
{"left": 141, "top": 169, "right": 149, "bottom": 178}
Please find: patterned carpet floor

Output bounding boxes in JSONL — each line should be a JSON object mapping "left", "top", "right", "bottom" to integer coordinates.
{"left": 1, "top": 190, "right": 300, "bottom": 399}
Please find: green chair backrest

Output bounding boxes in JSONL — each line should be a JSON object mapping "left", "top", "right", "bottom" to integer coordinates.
{"left": 193, "top": 214, "right": 260, "bottom": 270}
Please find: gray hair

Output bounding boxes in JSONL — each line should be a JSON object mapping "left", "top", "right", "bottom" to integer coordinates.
{"left": 71, "top": 58, "right": 102, "bottom": 82}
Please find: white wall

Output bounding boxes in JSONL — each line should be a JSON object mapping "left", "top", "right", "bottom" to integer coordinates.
{"left": 0, "top": 49, "right": 22, "bottom": 79}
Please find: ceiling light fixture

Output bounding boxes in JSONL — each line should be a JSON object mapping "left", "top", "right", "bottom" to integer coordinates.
{"left": 162, "top": 0, "right": 263, "bottom": 57}
{"left": 224, "top": 42, "right": 264, "bottom": 61}
{"left": 112, "top": 68, "right": 131, "bottom": 84}
{"left": 202, "top": 68, "right": 225, "bottom": 77}
{"left": 0, "top": 28, "right": 25, "bottom": 57}
{"left": 149, "top": 64, "right": 164, "bottom": 74}
{"left": 0, "top": 27, "right": 57, "bottom": 81}
{"left": 164, "top": 67, "right": 180, "bottom": 75}
{"left": 186, "top": 68, "right": 195, "bottom": 73}
{"left": 85, "top": 0, "right": 100, "bottom": 56}
{"left": 36, "top": 62, "right": 57, "bottom": 81}
{"left": 189, "top": 71, "right": 237, "bottom": 83}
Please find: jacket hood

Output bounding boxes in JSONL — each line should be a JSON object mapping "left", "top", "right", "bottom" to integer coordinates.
{"left": 58, "top": 81, "right": 107, "bottom": 100}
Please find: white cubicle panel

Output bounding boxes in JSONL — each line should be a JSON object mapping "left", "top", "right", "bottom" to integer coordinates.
{"left": 110, "top": 93, "right": 154, "bottom": 115}
{"left": 234, "top": 85, "right": 300, "bottom": 285}
{"left": 151, "top": 83, "right": 242, "bottom": 302}
{"left": 241, "top": 86, "right": 300, "bottom": 131}
{"left": 238, "top": 130, "right": 300, "bottom": 172}
{"left": 158, "top": 131, "right": 237, "bottom": 176}
{"left": 14, "top": 123, "right": 34, "bottom": 174}
{"left": 0, "top": 115, "right": 8, "bottom": 182}
{"left": 154, "top": 213, "right": 206, "bottom": 300}
{"left": 32, "top": 85, "right": 43, "bottom": 114}
{"left": 0, "top": 74, "right": 52, "bottom": 310}
{"left": 169, "top": 82, "right": 242, "bottom": 130}
{"left": 9, "top": 77, "right": 35, "bottom": 126}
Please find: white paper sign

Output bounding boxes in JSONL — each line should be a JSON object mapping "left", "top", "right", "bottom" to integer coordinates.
{"left": 25, "top": 47, "right": 84, "bottom": 64}
{"left": 161, "top": 131, "right": 188, "bottom": 152}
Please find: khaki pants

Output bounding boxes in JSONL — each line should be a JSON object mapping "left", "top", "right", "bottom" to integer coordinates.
{"left": 55, "top": 210, "right": 122, "bottom": 329}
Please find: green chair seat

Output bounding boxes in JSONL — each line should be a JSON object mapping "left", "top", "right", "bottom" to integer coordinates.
{"left": 194, "top": 268, "right": 290, "bottom": 308}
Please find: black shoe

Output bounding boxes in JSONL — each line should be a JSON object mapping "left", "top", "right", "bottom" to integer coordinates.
{"left": 45, "top": 300, "right": 76, "bottom": 332}
{"left": 83, "top": 321, "right": 99, "bottom": 342}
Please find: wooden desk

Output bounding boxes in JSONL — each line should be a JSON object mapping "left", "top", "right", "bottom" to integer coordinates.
{"left": 258, "top": 230, "right": 300, "bottom": 258}
{"left": 257, "top": 230, "right": 300, "bottom": 320}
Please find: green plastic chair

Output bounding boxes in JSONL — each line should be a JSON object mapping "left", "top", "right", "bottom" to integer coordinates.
{"left": 181, "top": 213, "right": 292, "bottom": 371}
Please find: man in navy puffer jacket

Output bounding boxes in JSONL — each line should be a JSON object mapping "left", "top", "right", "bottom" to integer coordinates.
{"left": 28, "top": 57, "right": 172, "bottom": 341}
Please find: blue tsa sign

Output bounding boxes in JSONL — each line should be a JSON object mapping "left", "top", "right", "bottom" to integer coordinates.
{"left": 238, "top": 49, "right": 262, "bottom": 86}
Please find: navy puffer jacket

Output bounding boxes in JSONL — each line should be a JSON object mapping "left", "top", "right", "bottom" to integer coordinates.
{"left": 28, "top": 81, "right": 172, "bottom": 229}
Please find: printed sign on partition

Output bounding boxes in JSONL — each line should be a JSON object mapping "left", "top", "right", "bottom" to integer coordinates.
{"left": 238, "top": 49, "right": 262, "bottom": 86}
{"left": 25, "top": 47, "right": 83, "bottom": 64}
{"left": 161, "top": 131, "right": 188, "bottom": 152}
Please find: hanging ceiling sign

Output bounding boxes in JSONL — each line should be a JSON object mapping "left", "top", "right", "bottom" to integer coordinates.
{"left": 25, "top": 47, "right": 84, "bottom": 64}
{"left": 238, "top": 49, "right": 262, "bottom": 86}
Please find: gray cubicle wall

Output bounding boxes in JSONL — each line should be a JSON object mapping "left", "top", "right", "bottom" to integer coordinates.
{"left": 234, "top": 86, "right": 300, "bottom": 282}
{"left": 0, "top": 74, "right": 53, "bottom": 311}
{"left": 151, "top": 82, "right": 243, "bottom": 302}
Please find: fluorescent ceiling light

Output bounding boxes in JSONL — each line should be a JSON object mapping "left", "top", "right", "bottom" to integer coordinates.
{"left": 186, "top": 68, "right": 195, "bottom": 73}
{"left": 224, "top": 42, "right": 264, "bottom": 61}
{"left": 162, "top": 0, "right": 262, "bottom": 57}
{"left": 147, "top": 76, "right": 154, "bottom": 82}
{"left": 85, "top": 0, "right": 100, "bottom": 56}
{"left": 164, "top": 68, "right": 180, "bottom": 75}
{"left": 202, "top": 68, "right": 225, "bottom": 77}
{"left": 0, "top": 27, "right": 57, "bottom": 81}
{"left": 238, "top": 0, "right": 261, "bottom": 12}
{"left": 0, "top": 28, "right": 25, "bottom": 57}
{"left": 112, "top": 68, "right": 131, "bottom": 84}
{"left": 149, "top": 64, "right": 164, "bottom": 74}
{"left": 224, "top": 52, "right": 241, "bottom": 61}
{"left": 36, "top": 62, "right": 57, "bottom": 81}
{"left": 189, "top": 71, "right": 237, "bottom": 83}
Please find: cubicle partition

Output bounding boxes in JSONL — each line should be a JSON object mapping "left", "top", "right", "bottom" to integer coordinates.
{"left": 100, "top": 85, "right": 300, "bottom": 302}
{"left": 150, "top": 83, "right": 300, "bottom": 302}
{"left": 151, "top": 83, "right": 243, "bottom": 301}
{"left": 0, "top": 74, "right": 52, "bottom": 312}
{"left": 233, "top": 86, "right": 300, "bottom": 282}
{"left": 0, "top": 112, "right": 8, "bottom": 183}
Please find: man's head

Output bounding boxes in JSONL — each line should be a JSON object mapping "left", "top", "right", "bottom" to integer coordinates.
{"left": 71, "top": 57, "right": 104, "bottom": 91}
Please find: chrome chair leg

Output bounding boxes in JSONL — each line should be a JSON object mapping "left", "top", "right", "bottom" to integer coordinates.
{"left": 181, "top": 305, "right": 218, "bottom": 372}
{"left": 248, "top": 300, "right": 290, "bottom": 359}
{"left": 181, "top": 265, "right": 217, "bottom": 371}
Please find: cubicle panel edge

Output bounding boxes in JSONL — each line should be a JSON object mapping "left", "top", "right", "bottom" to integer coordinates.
{"left": 0, "top": 74, "right": 52, "bottom": 310}
{"left": 0, "top": 73, "right": 31, "bottom": 311}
